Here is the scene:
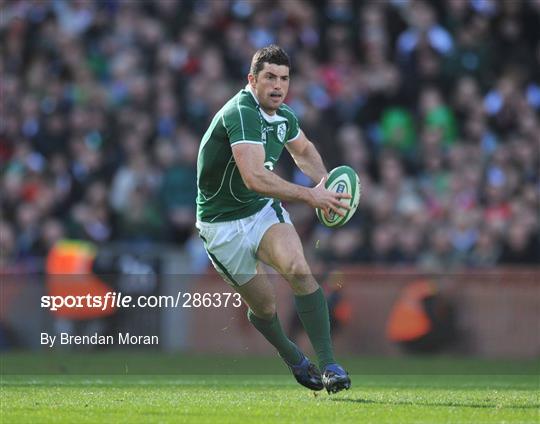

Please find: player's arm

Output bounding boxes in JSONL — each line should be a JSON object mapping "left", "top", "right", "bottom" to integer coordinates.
{"left": 232, "top": 143, "right": 349, "bottom": 217}
{"left": 285, "top": 130, "right": 327, "bottom": 183}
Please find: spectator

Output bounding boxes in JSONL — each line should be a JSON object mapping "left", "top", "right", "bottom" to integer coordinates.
{"left": 418, "top": 227, "right": 460, "bottom": 271}
{"left": 156, "top": 136, "right": 197, "bottom": 244}
{"left": 468, "top": 226, "right": 500, "bottom": 268}
{"left": 499, "top": 222, "right": 539, "bottom": 265}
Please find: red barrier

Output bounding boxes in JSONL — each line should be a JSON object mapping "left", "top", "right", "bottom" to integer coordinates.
{"left": 186, "top": 266, "right": 540, "bottom": 358}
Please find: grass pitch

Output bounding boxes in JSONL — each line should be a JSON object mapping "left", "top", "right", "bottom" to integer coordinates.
{"left": 1, "top": 353, "right": 539, "bottom": 423}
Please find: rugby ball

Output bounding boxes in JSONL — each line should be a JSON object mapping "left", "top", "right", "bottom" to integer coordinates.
{"left": 315, "top": 166, "right": 360, "bottom": 228}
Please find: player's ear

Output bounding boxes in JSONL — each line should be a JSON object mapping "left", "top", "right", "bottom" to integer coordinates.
{"left": 248, "top": 73, "right": 256, "bottom": 87}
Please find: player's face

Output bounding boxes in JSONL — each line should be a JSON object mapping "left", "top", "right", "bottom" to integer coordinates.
{"left": 249, "top": 63, "right": 290, "bottom": 114}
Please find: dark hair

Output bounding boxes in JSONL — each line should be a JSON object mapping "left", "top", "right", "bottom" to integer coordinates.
{"left": 249, "top": 45, "right": 290, "bottom": 77}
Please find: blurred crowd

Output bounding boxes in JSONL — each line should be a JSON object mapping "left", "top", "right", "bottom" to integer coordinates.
{"left": 1, "top": 0, "right": 539, "bottom": 272}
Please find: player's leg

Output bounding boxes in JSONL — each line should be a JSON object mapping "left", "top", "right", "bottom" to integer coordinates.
{"left": 235, "top": 264, "right": 301, "bottom": 365}
{"left": 235, "top": 264, "right": 323, "bottom": 391}
{"left": 256, "top": 223, "right": 335, "bottom": 368}
{"left": 255, "top": 223, "right": 318, "bottom": 294}
{"left": 257, "top": 222, "right": 351, "bottom": 393}
{"left": 197, "top": 215, "right": 311, "bottom": 369}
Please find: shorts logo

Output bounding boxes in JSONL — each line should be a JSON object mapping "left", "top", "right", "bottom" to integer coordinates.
{"left": 277, "top": 123, "right": 287, "bottom": 143}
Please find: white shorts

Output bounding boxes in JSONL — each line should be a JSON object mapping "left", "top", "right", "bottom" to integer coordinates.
{"left": 196, "top": 199, "right": 292, "bottom": 287}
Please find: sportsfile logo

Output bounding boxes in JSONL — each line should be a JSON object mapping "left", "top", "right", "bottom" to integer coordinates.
{"left": 40, "top": 292, "right": 242, "bottom": 311}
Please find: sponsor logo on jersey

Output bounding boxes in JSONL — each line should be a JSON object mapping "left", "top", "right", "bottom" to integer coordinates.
{"left": 262, "top": 126, "right": 274, "bottom": 144}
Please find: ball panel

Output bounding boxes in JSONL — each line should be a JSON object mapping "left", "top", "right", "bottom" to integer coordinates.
{"left": 315, "top": 166, "right": 361, "bottom": 228}
{"left": 327, "top": 175, "right": 352, "bottom": 224}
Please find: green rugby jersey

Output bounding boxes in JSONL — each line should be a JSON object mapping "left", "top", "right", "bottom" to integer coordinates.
{"left": 196, "top": 86, "right": 300, "bottom": 222}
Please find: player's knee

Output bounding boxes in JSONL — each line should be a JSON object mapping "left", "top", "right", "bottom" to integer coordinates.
{"left": 281, "top": 256, "right": 318, "bottom": 295}
{"left": 285, "top": 256, "right": 311, "bottom": 279}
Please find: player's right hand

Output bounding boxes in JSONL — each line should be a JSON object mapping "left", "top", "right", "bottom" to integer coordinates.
{"left": 309, "top": 176, "right": 351, "bottom": 219}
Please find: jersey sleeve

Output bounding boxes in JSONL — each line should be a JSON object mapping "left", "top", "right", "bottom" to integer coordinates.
{"left": 222, "top": 103, "right": 263, "bottom": 146}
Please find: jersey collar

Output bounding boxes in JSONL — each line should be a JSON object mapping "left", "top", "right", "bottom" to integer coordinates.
{"left": 246, "top": 84, "right": 260, "bottom": 106}
{"left": 245, "top": 84, "right": 287, "bottom": 123}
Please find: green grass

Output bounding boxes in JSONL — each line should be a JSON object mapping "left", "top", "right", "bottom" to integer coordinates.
{"left": 1, "top": 353, "right": 539, "bottom": 423}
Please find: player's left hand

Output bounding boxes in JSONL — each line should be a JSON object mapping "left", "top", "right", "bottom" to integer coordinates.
{"left": 310, "top": 176, "right": 351, "bottom": 219}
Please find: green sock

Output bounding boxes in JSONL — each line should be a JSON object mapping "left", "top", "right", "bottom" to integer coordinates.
{"left": 294, "top": 287, "right": 335, "bottom": 369}
{"left": 247, "top": 309, "right": 302, "bottom": 365}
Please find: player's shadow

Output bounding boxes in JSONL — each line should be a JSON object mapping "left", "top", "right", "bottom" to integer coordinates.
{"left": 330, "top": 398, "right": 539, "bottom": 410}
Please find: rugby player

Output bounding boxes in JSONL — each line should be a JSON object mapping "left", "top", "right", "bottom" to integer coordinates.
{"left": 196, "top": 45, "right": 351, "bottom": 393}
